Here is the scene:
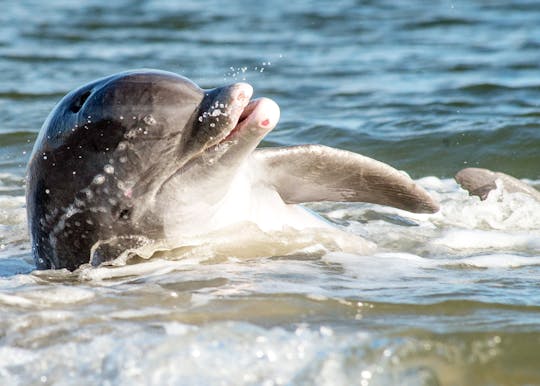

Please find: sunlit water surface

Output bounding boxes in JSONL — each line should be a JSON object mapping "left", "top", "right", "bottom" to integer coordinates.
{"left": 1, "top": 1, "right": 540, "bottom": 385}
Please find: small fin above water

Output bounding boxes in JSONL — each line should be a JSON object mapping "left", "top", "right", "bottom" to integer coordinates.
{"left": 455, "top": 167, "right": 540, "bottom": 201}
{"left": 253, "top": 145, "right": 440, "bottom": 213}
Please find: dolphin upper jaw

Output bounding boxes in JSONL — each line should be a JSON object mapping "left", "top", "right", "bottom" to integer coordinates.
{"left": 191, "top": 83, "right": 253, "bottom": 151}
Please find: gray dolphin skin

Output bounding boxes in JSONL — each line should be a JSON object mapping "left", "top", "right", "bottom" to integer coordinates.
{"left": 27, "top": 69, "right": 439, "bottom": 271}
{"left": 455, "top": 167, "right": 540, "bottom": 201}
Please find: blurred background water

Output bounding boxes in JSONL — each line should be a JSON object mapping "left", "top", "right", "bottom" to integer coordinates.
{"left": 1, "top": 1, "right": 540, "bottom": 385}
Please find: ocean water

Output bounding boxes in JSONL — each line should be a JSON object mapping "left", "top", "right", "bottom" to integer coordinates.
{"left": 1, "top": 1, "right": 540, "bottom": 385}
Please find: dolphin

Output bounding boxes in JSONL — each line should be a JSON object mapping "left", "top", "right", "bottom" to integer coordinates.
{"left": 26, "top": 69, "right": 439, "bottom": 270}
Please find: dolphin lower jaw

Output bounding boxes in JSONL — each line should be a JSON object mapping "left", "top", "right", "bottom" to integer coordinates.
{"left": 220, "top": 97, "right": 279, "bottom": 143}
{"left": 210, "top": 97, "right": 281, "bottom": 169}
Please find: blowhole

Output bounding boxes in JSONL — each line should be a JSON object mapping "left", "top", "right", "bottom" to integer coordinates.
{"left": 70, "top": 90, "right": 92, "bottom": 113}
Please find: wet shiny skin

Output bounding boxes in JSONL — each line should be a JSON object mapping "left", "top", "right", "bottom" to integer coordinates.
{"left": 1, "top": 1, "right": 540, "bottom": 384}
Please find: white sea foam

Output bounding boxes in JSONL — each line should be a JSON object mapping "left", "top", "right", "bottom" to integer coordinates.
{"left": 324, "top": 250, "right": 540, "bottom": 272}
{"left": 431, "top": 229, "right": 540, "bottom": 251}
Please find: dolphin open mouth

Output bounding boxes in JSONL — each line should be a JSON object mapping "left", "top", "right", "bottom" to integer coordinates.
{"left": 196, "top": 82, "right": 280, "bottom": 156}
{"left": 221, "top": 97, "right": 280, "bottom": 144}
{"left": 222, "top": 99, "right": 260, "bottom": 142}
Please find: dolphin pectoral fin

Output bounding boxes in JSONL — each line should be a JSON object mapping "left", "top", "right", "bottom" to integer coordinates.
{"left": 253, "top": 145, "right": 440, "bottom": 213}
{"left": 455, "top": 167, "right": 540, "bottom": 201}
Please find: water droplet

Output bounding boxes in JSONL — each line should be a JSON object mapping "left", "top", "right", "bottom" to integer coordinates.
{"left": 103, "top": 164, "right": 114, "bottom": 174}
{"left": 143, "top": 115, "right": 156, "bottom": 125}
{"left": 45, "top": 189, "right": 50, "bottom": 194}
{"left": 125, "top": 130, "right": 137, "bottom": 139}
{"left": 93, "top": 174, "right": 105, "bottom": 185}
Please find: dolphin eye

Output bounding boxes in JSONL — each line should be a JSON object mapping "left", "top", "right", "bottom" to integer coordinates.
{"left": 70, "top": 90, "right": 92, "bottom": 113}
{"left": 119, "top": 208, "right": 131, "bottom": 221}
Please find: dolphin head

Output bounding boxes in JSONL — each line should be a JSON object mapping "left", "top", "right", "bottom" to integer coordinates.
{"left": 26, "top": 69, "right": 280, "bottom": 270}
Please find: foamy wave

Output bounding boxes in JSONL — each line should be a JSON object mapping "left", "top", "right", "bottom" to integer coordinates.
{"left": 431, "top": 229, "right": 540, "bottom": 252}
{"left": 324, "top": 250, "right": 540, "bottom": 272}
{"left": 76, "top": 223, "right": 374, "bottom": 283}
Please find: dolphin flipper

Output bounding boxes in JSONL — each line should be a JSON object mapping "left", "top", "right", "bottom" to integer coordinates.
{"left": 253, "top": 145, "right": 439, "bottom": 213}
{"left": 455, "top": 167, "right": 540, "bottom": 201}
